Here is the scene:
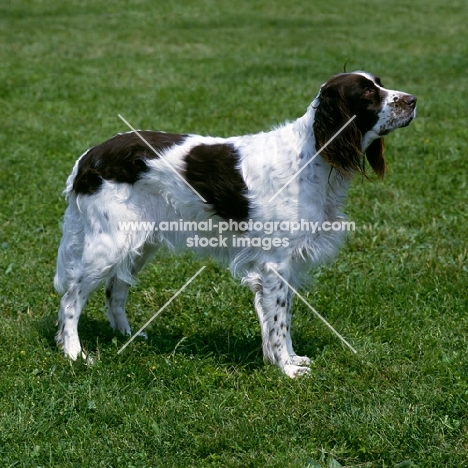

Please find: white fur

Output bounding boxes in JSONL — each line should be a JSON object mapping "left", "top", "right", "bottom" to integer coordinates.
{"left": 54, "top": 72, "right": 416, "bottom": 377}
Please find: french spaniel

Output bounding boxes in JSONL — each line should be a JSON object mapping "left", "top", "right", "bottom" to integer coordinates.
{"left": 54, "top": 71, "right": 416, "bottom": 377}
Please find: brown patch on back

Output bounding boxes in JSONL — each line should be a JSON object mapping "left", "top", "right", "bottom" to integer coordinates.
{"left": 183, "top": 143, "right": 249, "bottom": 221}
{"left": 73, "top": 131, "right": 187, "bottom": 195}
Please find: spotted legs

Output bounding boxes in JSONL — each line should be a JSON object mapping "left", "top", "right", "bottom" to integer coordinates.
{"left": 105, "top": 276, "right": 132, "bottom": 336}
{"left": 251, "top": 263, "right": 310, "bottom": 378}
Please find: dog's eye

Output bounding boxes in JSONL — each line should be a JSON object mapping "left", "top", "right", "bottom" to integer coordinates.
{"left": 363, "top": 88, "right": 375, "bottom": 96}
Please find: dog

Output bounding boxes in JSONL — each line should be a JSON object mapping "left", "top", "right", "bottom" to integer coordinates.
{"left": 54, "top": 71, "right": 416, "bottom": 377}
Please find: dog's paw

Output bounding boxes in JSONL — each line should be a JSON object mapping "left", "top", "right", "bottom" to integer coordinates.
{"left": 56, "top": 331, "right": 82, "bottom": 361}
{"left": 290, "top": 355, "right": 311, "bottom": 366}
{"left": 136, "top": 331, "right": 148, "bottom": 340}
{"left": 108, "top": 320, "right": 132, "bottom": 336}
{"left": 63, "top": 344, "right": 85, "bottom": 361}
{"left": 283, "top": 364, "right": 311, "bottom": 378}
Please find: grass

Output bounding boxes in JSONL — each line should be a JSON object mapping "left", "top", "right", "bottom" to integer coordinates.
{"left": 1, "top": 0, "right": 467, "bottom": 466}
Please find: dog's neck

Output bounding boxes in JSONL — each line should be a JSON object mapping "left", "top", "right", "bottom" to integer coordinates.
{"left": 290, "top": 98, "right": 319, "bottom": 155}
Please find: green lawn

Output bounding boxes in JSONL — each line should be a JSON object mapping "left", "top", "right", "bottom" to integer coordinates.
{"left": 1, "top": 0, "right": 467, "bottom": 466}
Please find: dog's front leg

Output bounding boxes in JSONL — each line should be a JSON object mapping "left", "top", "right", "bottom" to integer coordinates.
{"left": 254, "top": 263, "right": 310, "bottom": 378}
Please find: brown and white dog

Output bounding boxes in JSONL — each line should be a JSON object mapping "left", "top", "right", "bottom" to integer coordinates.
{"left": 54, "top": 71, "right": 416, "bottom": 377}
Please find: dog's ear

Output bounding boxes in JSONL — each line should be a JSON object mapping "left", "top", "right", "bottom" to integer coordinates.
{"left": 313, "top": 82, "right": 364, "bottom": 177}
{"left": 365, "top": 138, "right": 387, "bottom": 178}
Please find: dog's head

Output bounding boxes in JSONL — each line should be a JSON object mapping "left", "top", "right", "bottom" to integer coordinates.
{"left": 313, "top": 71, "right": 417, "bottom": 177}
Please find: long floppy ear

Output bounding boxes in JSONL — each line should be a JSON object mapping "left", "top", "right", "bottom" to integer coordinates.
{"left": 365, "top": 138, "right": 387, "bottom": 178}
{"left": 313, "top": 85, "right": 364, "bottom": 177}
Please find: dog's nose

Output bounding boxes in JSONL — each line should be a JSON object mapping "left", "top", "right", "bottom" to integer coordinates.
{"left": 403, "top": 94, "right": 417, "bottom": 108}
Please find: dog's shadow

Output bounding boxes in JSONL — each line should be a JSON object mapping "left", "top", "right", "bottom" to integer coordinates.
{"left": 38, "top": 314, "right": 325, "bottom": 372}
{"left": 38, "top": 314, "right": 265, "bottom": 370}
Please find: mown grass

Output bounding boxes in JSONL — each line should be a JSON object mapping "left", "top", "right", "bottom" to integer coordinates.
{"left": 1, "top": 0, "right": 467, "bottom": 466}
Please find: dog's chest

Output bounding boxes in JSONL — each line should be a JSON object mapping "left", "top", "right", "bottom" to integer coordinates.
{"left": 294, "top": 163, "right": 350, "bottom": 263}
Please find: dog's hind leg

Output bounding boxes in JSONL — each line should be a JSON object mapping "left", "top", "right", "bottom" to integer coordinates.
{"left": 56, "top": 227, "right": 145, "bottom": 359}
{"left": 104, "top": 273, "right": 137, "bottom": 339}
{"left": 105, "top": 245, "right": 156, "bottom": 336}
{"left": 105, "top": 277, "right": 132, "bottom": 336}
{"left": 54, "top": 200, "right": 98, "bottom": 360}
{"left": 56, "top": 274, "right": 101, "bottom": 360}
